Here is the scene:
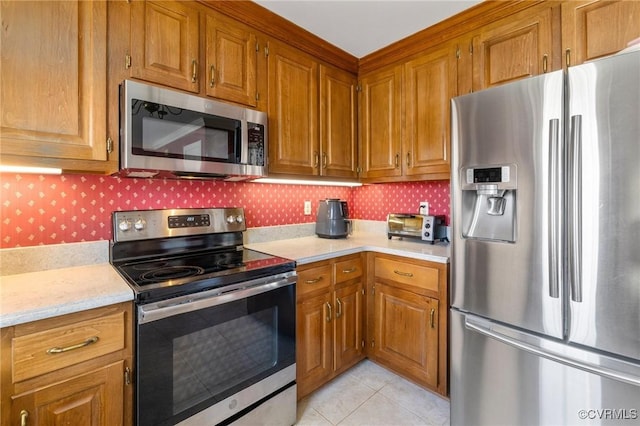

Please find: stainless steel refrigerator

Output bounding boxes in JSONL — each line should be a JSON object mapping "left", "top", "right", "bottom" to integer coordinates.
{"left": 450, "top": 49, "right": 640, "bottom": 425}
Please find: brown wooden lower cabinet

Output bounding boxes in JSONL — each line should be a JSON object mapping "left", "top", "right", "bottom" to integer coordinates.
{"left": 296, "top": 251, "right": 449, "bottom": 400}
{"left": 368, "top": 253, "right": 448, "bottom": 396}
{"left": 0, "top": 302, "right": 134, "bottom": 426}
{"left": 296, "top": 254, "right": 366, "bottom": 399}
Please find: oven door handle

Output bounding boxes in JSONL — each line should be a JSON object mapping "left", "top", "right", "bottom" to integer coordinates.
{"left": 138, "top": 272, "right": 297, "bottom": 324}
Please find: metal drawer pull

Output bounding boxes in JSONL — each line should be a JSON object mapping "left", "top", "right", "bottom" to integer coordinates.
{"left": 305, "top": 276, "right": 324, "bottom": 284}
{"left": 20, "top": 410, "right": 28, "bottom": 426}
{"left": 393, "top": 270, "right": 413, "bottom": 278}
{"left": 326, "top": 302, "right": 332, "bottom": 322}
{"left": 430, "top": 308, "right": 436, "bottom": 328}
{"left": 336, "top": 298, "right": 343, "bottom": 318}
{"left": 46, "top": 336, "right": 99, "bottom": 354}
{"left": 210, "top": 65, "right": 216, "bottom": 87}
{"left": 342, "top": 267, "right": 357, "bottom": 274}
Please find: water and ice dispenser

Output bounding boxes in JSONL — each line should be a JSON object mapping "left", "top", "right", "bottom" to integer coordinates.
{"left": 460, "top": 165, "right": 517, "bottom": 242}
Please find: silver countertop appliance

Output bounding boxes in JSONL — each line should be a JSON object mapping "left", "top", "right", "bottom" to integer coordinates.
{"left": 315, "top": 198, "right": 351, "bottom": 239}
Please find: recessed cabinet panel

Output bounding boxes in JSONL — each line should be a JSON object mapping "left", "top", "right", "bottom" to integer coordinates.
{"left": 359, "top": 66, "right": 402, "bottom": 179}
{"left": 0, "top": 0, "right": 107, "bottom": 161}
{"left": 472, "top": 6, "right": 555, "bottom": 91}
{"left": 320, "top": 65, "right": 358, "bottom": 178}
{"left": 268, "top": 42, "right": 319, "bottom": 175}
{"left": 205, "top": 13, "right": 258, "bottom": 106}
{"left": 130, "top": 0, "right": 200, "bottom": 93}
{"left": 562, "top": 0, "right": 640, "bottom": 65}
{"left": 404, "top": 44, "right": 456, "bottom": 177}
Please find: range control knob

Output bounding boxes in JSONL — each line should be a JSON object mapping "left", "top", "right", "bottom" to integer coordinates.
{"left": 226, "top": 215, "right": 236, "bottom": 224}
{"left": 235, "top": 215, "right": 244, "bottom": 224}
{"left": 424, "top": 231, "right": 431, "bottom": 238}
{"left": 118, "top": 219, "right": 132, "bottom": 232}
{"left": 134, "top": 218, "right": 146, "bottom": 231}
{"left": 425, "top": 223, "right": 431, "bottom": 229}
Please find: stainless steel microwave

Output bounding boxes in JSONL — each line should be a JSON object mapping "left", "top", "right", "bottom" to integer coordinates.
{"left": 117, "top": 80, "right": 267, "bottom": 180}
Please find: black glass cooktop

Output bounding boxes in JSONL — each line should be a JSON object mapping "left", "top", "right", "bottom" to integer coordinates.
{"left": 113, "top": 248, "right": 295, "bottom": 303}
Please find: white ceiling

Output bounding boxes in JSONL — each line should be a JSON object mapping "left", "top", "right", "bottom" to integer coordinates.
{"left": 254, "top": 0, "right": 482, "bottom": 58}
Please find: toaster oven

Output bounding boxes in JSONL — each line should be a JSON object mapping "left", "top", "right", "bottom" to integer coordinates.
{"left": 387, "top": 213, "right": 448, "bottom": 244}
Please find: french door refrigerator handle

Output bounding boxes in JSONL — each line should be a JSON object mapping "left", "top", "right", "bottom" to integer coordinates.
{"left": 464, "top": 315, "right": 640, "bottom": 387}
{"left": 569, "top": 114, "right": 583, "bottom": 302}
{"left": 548, "top": 118, "right": 560, "bottom": 298}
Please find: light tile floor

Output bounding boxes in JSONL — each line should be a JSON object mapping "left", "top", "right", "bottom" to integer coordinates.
{"left": 296, "top": 360, "right": 450, "bottom": 426}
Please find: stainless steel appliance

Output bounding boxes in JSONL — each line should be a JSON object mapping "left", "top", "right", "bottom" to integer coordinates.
{"left": 118, "top": 80, "right": 267, "bottom": 180}
{"left": 451, "top": 49, "right": 640, "bottom": 425}
{"left": 109, "top": 208, "right": 296, "bottom": 426}
{"left": 386, "top": 213, "right": 447, "bottom": 243}
{"left": 315, "top": 198, "right": 351, "bottom": 239}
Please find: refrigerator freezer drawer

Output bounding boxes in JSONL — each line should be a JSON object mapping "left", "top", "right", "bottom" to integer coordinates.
{"left": 451, "top": 310, "right": 640, "bottom": 426}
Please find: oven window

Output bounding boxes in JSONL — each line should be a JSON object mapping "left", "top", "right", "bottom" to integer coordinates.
{"left": 136, "top": 284, "right": 295, "bottom": 426}
{"left": 131, "top": 98, "right": 241, "bottom": 163}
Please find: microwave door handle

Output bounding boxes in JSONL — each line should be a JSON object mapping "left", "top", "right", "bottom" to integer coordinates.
{"left": 239, "top": 118, "right": 249, "bottom": 164}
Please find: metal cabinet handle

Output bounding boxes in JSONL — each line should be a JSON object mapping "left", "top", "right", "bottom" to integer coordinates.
{"left": 336, "top": 298, "right": 343, "bottom": 318}
{"left": 342, "top": 267, "right": 357, "bottom": 274}
{"left": 565, "top": 48, "right": 571, "bottom": 68}
{"left": 46, "top": 336, "right": 99, "bottom": 354}
{"left": 393, "top": 270, "right": 413, "bottom": 278}
{"left": 430, "top": 308, "right": 436, "bottom": 328}
{"left": 322, "top": 152, "right": 327, "bottom": 169}
{"left": 326, "top": 302, "right": 332, "bottom": 322}
{"left": 406, "top": 152, "right": 411, "bottom": 167}
{"left": 305, "top": 276, "right": 323, "bottom": 284}
{"left": 191, "top": 59, "right": 198, "bottom": 83}
{"left": 209, "top": 65, "right": 216, "bottom": 87}
{"left": 542, "top": 54, "right": 548, "bottom": 73}
{"left": 20, "top": 410, "right": 28, "bottom": 426}
{"left": 395, "top": 154, "right": 400, "bottom": 168}
{"left": 313, "top": 151, "right": 319, "bottom": 168}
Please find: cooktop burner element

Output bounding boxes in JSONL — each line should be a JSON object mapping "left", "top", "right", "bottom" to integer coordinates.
{"left": 109, "top": 208, "right": 296, "bottom": 303}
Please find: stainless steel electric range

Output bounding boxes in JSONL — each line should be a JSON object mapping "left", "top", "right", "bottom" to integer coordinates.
{"left": 110, "top": 208, "right": 297, "bottom": 426}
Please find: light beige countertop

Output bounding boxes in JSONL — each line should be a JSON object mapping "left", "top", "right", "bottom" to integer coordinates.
{"left": 245, "top": 232, "right": 450, "bottom": 265}
{"left": 0, "top": 263, "right": 133, "bottom": 328}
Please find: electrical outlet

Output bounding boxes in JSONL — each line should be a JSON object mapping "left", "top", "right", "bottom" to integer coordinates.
{"left": 419, "top": 201, "right": 429, "bottom": 215}
{"left": 304, "top": 200, "right": 312, "bottom": 215}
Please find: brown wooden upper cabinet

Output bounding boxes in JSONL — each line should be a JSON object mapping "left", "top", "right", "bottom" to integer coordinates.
{"left": 562, "top": 0, "right": 640, "bottom": 67}
{"left": 467, "top": 3, "right": 559, "bottom": 92}
{"left": 359, "top": 42, "right": 456, "bottom": 182}
{"left": 268, "top": 41, "right": 358, "bottom": 179}
{"left": 129, "top": 0, "right": 263, "bottom": 107}
{"left": 0, "top": 0, "right": 108, "bottom": 166}
{"left": 204, "top": 12, "right": 259, "bottom": 107}
{"left": 358, "top": 65, "right": 403, "bottom": 180}
{"left": 130, "top": 0, "right": 201, "bottom": 93}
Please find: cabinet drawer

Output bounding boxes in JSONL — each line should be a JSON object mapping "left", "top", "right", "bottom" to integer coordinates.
{"left": 375, "top": 257, "right": 439, "bottom": 293}
{"left": 297, "top": 264, "right": 332, "bottom": 297}
{"left": 334, "top": 257, "right": 363, "bottom": 284}
{"left": 12, "top": 311, "right": 126, "bottom": 383}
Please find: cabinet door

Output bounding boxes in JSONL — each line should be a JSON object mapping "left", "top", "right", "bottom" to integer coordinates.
{"left": 319, "top": 65, "right": 358, "bottom": 179}
{"left": 130, "top": 0, "right": 200, "bottom": 93}
{"left": 562, "top": 0, "right": 640, "bottom": 66}
{"left": 0, "top": 1, "right": 107, "bottom": 162}
{"left": 403, "top": 44, "right": 456, "bottom": 178}
{"left": 373, "top": 283, "right": 439, "bottom": 389}
{"left": 11, "top": 361, "right": 124, "bottom": 426}
{"left": 472, "top": 5, "right": 556, "bottom": 90}
{"left": 267, "top": 42, "right": 319, "bottom": 176}
{"left": 296, "top": 291, "right": 333, "bottom": 399}
{"left": 358, "top": 66, "right": 402, "bottom": 180}
{"left": 334, "top": 281, "right": 365, "bottom": 373}
{"left": 204, "top": 12, "right": 258, "bottom": 106}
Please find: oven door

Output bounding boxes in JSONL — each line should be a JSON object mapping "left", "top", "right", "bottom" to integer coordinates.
{"left": 135, "top": 273, "right": 296, "bottom": 426}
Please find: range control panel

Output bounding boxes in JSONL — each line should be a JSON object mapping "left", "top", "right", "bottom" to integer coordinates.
{"left": 112, "top": 208, "right": 245, "bottom": 242}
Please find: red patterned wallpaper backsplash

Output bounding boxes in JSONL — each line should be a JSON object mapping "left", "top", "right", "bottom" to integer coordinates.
{"left": 0, "top": 173, "right": 450, "bottom": 248}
